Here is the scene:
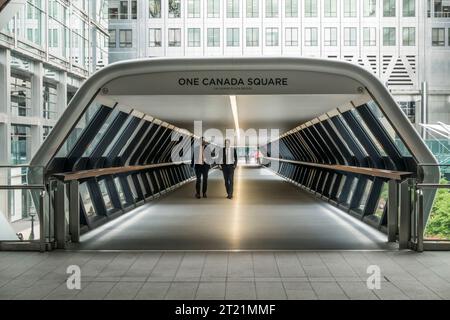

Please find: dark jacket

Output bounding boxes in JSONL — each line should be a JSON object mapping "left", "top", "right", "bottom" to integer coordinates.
{"left": 222, "top": 147, "right": 238, "bottom": 167}
{"left": 191, "top": 144, "right": 216, "bottom": 167}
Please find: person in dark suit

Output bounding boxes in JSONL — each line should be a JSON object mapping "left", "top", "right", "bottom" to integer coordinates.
{"left": 220, "top": 139, "right": 238, "bottom": 199}
{"left": 191, "top": 137, "right": 211, "bottom": 199}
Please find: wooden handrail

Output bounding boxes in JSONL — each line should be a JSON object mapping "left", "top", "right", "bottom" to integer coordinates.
{"left": 264, "top": 157, "right": 413, "bottom": 181}
{"left": 52, "top": 161, "right": 190, "bottom": 182}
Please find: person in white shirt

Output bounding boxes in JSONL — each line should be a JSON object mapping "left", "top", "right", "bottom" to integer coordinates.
{"left": 191, "top": 137, "right": 210, "bottom": 198}
{"left": 220, "top": 139, "right": 238, "bottom": 199}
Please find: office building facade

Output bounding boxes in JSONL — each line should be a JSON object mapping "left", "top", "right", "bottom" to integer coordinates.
{"left": 0, "top": 0, "right": 108, "bottom": 230}
{"left": 108, "top": 0, "right": 450, "bottom": 164}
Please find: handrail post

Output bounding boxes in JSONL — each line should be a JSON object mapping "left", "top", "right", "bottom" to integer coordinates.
{"left": 416, "top": 188, "right": 424, "bottom": 252}
{"left": 54, "top": 180, "right": 67, "bottom": 249}
{"left": 69, "top": 180, "right": 80, "bottom": 243}
{"left": 399, "top": 179, "right": 412, "bottom": 249}
{"left": 387, "top": 179, "right": 398, "bottom": 242}
{"left": 38, "top": 189, "right": 47, "bottom": 252}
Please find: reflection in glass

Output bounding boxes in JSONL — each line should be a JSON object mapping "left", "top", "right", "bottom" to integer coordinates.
{"left": 82, "top": 108, "right": 118, "bottom": 156}
{"left": 56, "top": 100, "right": 101, "bottom": 157}
{"left": 114, "top": 177, "right": 127, "bottom": 205}
{"left": 10, "top": 74, "right": 31, "bottom": 117}
{"left": 79, "top": 183, "right": 96, "bottom": 217}
{"left": 352, "top": 108, "right": 387, "bottom": 156}
{"left": 99, "top": 179, "right": 113, "bottom": 211}
{"left": 345, "top": 177, "right": 358, "bottom": 206}
{"left": 358, "top": 180, "right": 373, "bottom": 211}
{"left": 367, "top": 101, "right": 412, "bottom": 156}
{"left": 375, "top": 182, "right": 388, "bottom": 218}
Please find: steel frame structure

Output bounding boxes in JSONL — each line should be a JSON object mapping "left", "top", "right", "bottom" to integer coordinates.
{"left": 20, "top": 57, "right": 439, "bottom": 250}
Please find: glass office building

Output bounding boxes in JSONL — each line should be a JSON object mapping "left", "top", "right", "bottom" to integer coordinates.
{"left": 0, "top": 0, "right": 109, "bottom": 237}
{"left": 108, "top": 0, "right": 450, "bottom": 166}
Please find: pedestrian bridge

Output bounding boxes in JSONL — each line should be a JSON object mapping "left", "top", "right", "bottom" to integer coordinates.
{"left": 0, "top": 57, "right": 442, "bottom": 251}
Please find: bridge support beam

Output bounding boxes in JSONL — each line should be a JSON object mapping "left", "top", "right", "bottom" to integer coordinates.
{"left": 387, "top": 180, "right": 398, "bottom": 242}
{"left": 399, "top": 180, "right": 412, "bottom": 249}
{"left": 69, "top": 180, "right": 79, "bottom": 243}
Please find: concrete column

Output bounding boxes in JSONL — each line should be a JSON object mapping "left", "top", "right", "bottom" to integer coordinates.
{"left": 32, "top": 61, "right": 44, "bottom": 118}
{"left": 30, "top": 61, "right": 44, "bottom": 159}
{"left": 0, "top": 48, "right": 11, "bottom": 115}
{"left": 0, "top": 47, "right": 11, "bottom": 231}
{"left": 30, "top": 125, "right": 42, "bottom": 156}
{"left": 57, "top": 71, "right": 67, "bottom": 115}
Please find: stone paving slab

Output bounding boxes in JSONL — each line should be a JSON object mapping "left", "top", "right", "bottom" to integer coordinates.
{"left": 1, "top": 250, "right": 449, "bottom": 300}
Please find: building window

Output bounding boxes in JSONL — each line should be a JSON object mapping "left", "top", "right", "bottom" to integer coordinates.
{"left": 48, "top": 29, "right": 58, "bottom": 48}
{"left": 266, "top": 0, "right": 278, "bottom": 18}
{"left": 227, "top": 28, "right": 240, "bottom": 46}
{"left": 149, "top": 28, "right": 162, "bottom": 47}
{"left": 403, "top": 0, "right": 415, "bottom": 17}
{"left": 43, "top": 126, "right": 52, "bottom": 141}
{"left": 324, "top": 27, "right": 337, "bottom": 46}
{"left": 188, "top": 0, "right": 201, "bottom": 18}
{"left": 434, "top": 0, "right": 450, "bottom": 18}
{"left": 344, "top": 0, "right": 357, "bottom": 17}
{"left": 398, "top": 101, "right": 416, "bottom": 123}
{"left": 131, "top": 0, "right": 137, "bottom": 19}
{"left": 364, "top": 0, "right": 376, "bottom": 17}
{"left": 168, "top": 28, "right": 181, "bottom": 46}
{"left": 119, "top": 29, "right": 132, "bottom": 48}
{"left": 344, "top": 27, "right": 357, "bottom": 46}
{"left": 11, "top": 124, "right": 31, "bottom": 164}
{"left": 108, "top": 6, "right": 118, "bottom": 19}
{"left": 227, "top": 0, "right": 240, "bottom": 18}
{"left": 383, "top": 27, "right": 396, "bottom": 46}
{"left": 119, "top": 1, "right": 128, "bottom": 19}
{"left": 383, "top": 0, "right": 396, "bottom": 17}
{"left": 363, "top": 27, "right": 376, "bottom": 46}
{"left": 10, "top": 74, "right": 31, "bottom": 117}
{"left": 43, "top": 82, "right": 57, "bottom": 120}
{"left": 207, "top": 28, "right": 220, "bottom": 47}
{"left": 402, "top": 27, "right": 415, "bottom": 46}
{"left": 265, "top": 27, "right": 279, "bottom": 46}
{"left": 324, "top": 0, "right": 337, "bottom": 17}
{"left": 432, "top": 28, "right": 445, "bottom": 46}
{"left": 246, "top": 0, "right": 259, "bottom": 17}
{"left": 305, "top": 0, "right": 318, "bottom": 17}
{"left": 305, "top": 27, "right": 318, "bottom": 46}
{"left": 169, "top": 0, "right": 181, "bottom": 18}
{"left": 285, "top": 0, "right": 298, "bottom": 17}
{"left": 108, "top": 29, "right": 116, "bottom": 48}
{"left": 187, "top": 28, "right": 201, "bottom": 47}
{"left": 285, "top": 27, "right": 298, "bottom": 46}
{"left": 246, "top": 28, "right": 259, "bottom": 46}
{"left": 207, "top": 0, "right": 220, "bottom": 18}
{"left": 149, "top": 0, "right": 161, "bottom": 18}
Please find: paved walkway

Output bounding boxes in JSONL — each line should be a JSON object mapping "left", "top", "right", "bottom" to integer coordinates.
{"left": 0, "top": 250, "right": 450, "bottom": 300}
{"left": 74, "top": 166, "right": 392, "bottom": 250}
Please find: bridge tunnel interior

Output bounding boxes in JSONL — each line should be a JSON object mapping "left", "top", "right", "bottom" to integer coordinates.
{"left": 27, "top": 58, "right": 438, "bottom": 250}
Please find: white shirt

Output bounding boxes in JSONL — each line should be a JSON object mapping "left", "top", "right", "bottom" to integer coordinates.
{"left": 225, "top": 147, "right": 234, "bottom": 165}
{"left": 195, "top": 146, "right": 204, "bottom": 164}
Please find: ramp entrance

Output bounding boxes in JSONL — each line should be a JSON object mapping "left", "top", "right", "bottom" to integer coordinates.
{"left": 0, "top": 58, "right": 440, "bottom": 251}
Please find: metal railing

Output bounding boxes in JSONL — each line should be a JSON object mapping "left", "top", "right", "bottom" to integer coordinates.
{"left": 412, "top": 164, "right": 450, "bottom": 252}
{"left": 0, "top": 165, "right": 49, "bottom": 251}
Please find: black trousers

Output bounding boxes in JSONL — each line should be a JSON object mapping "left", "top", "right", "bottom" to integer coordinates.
{"left": 222, "top": 165, "right": 235, "bottom": 196}
{"left": 194, "top": 164, "right": 209, "bottom": 194}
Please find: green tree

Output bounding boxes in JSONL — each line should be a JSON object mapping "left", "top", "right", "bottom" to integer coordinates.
{"left": 425, "top": 178, "right": 450, "bottom": 239}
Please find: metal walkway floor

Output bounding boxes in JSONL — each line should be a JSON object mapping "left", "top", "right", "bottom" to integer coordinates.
{"left": 74, "top": 166, "right": 393, "bottom": 250}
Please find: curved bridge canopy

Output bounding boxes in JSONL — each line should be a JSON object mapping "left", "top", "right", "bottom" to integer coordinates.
{"left": 29, "top": 57, "right": 438, "bottom": 242}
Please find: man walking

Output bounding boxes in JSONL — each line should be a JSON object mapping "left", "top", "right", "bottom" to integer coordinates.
{"left": 191, "top": 137, "right": 210, "bottom": 199}
{"left": 221, "top": 139, "right": 238, "bottom": 199}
